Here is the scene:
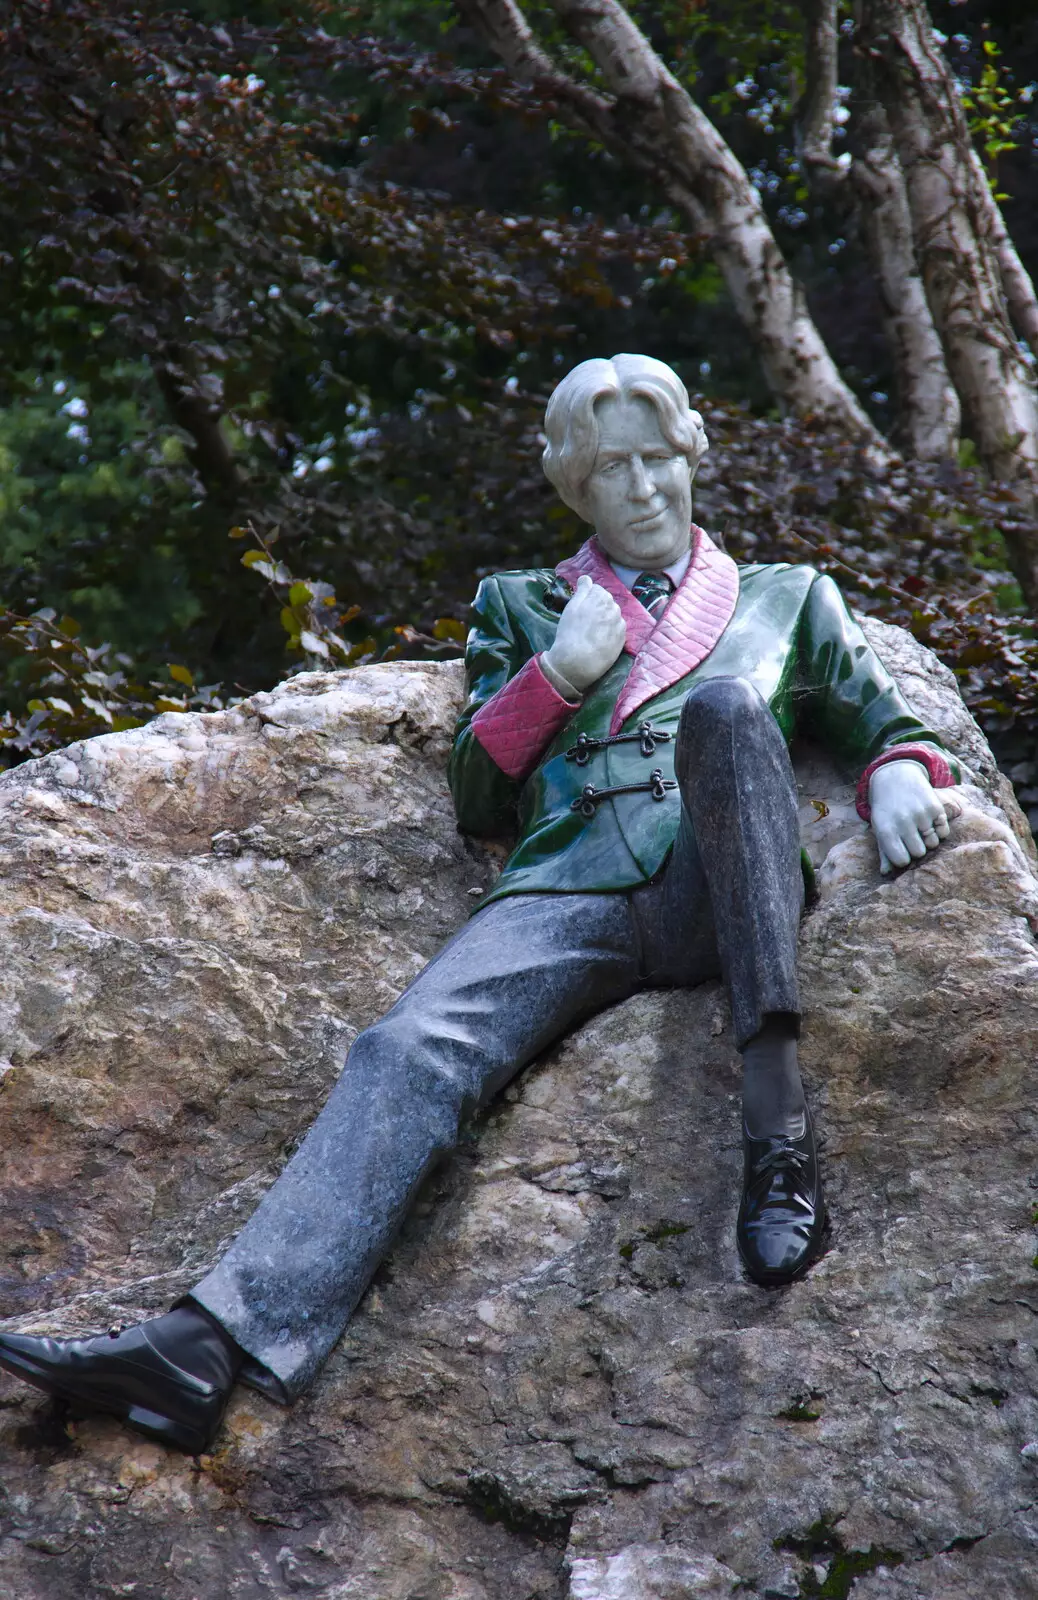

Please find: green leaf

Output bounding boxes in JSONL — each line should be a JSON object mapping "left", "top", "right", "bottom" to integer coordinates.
{"left": 289, "top": 581, "right": 314, "bottom": 608}
{"left": 242, "top": 549, "right": 272, "bottom": 569}
{"left": 168, "top": 663, "right": 194, "bottom": 687}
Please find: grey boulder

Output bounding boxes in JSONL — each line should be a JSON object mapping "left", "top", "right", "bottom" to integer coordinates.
{"left": 0, "top": 629, "right": 1036, "bottom": 1600}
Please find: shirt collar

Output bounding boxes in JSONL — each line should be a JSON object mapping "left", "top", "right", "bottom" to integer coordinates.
{"left": 609, "top": 547, "right": 692, "bottom": 592}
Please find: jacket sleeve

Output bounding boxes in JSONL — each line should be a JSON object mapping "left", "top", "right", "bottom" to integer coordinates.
{"left": 795, "top": 573, "right": 961, "bottom": 813}
{"left": 447, "top": 575, "right": 575, "bottom": 836}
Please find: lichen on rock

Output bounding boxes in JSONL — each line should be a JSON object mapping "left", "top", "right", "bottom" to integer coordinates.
{"left": 1, "top": 635, "right": 1037, "bottom": 1599}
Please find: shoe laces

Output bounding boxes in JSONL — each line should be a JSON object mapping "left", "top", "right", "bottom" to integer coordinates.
{"left": 749, "top": 1142, "right": 809, "bottom": 1185}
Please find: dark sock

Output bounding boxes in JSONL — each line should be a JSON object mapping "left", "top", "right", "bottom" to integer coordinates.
{"left": 740, "top": 1013, "right": 807, "bottom": 1139}
{"left": 143, "top": 1302, "right": 243, "bottom": 1392}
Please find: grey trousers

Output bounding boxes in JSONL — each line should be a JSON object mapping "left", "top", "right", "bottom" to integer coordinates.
{"left": 192, "top": 677, "right": 803, "bottom": 1401}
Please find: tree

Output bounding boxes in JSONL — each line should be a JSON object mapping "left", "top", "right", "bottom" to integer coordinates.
{"left": 0, "top": 0, "right": 695, "bottom": 745}
{"left": 450, "top": 0, "right": 1038, "bottom": 602}
{"left": 452, "top": 0, "right": 885, "bottom": 447}
{"left": 795, "top": 0, "right": 960, "bottom": 461}
{"left": 856, "top": 0, "right": 1038, "bottom": 601}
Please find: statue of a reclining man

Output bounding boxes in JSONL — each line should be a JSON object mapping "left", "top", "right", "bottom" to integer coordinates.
{"left": 0, "top": 354, "right": 961, "bottom": 1455}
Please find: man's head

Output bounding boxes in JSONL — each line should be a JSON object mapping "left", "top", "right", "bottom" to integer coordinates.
{"left": 542, "top": 354, "right": 709, "bottom": 568}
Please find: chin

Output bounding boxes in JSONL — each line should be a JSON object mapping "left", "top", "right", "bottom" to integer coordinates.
{"left": 622, "top": 524, "right": 687, "bottom": 564}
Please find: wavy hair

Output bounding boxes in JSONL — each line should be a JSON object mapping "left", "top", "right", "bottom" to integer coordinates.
{"left": 542, "top": 354, "right": 709, "bottom": 516}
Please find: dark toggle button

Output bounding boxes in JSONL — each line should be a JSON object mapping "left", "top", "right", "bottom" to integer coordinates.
{"left": 566, "top": 720, "right": 673, "bottom": 765}
{"left": 571, "top": 768, "right": 678, "bottom": 819}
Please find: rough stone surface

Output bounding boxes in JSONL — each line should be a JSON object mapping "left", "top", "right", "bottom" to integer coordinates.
{"left": 1, "top": 635, "right": 1037, "bottom": 1600}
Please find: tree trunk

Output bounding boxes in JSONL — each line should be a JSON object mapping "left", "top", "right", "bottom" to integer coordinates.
{"left": 455, "top": 0, "right": 886, "bottom": 451}
{"left": 851, "top": 105, "right": 960, "bottom": 461}
{"left": 154, "top": 358, "right": 241, "bottom": 504}
{"left": 856, "top": 0, "right": 1038, "bottom": 580}
{"left": 799, "top": 0, "right": 846, "bottom": 185}
{"left": 794, "top": 2, "right": 957, "bottom": 459}
{"left": 966, "top": 147, "right": 1038, "bottom": 358}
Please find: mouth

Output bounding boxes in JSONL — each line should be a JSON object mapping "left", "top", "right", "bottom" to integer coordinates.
{"left": 628, "top": 508, "right": 667, "bottom": 528}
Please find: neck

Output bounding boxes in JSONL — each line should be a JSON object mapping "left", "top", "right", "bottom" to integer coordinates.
{"left": 597, "top": 544, "right": 691, "bottom": 568}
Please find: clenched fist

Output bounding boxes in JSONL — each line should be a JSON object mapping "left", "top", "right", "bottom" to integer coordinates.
{"left": 542, "top": 575, "right": 627, "bottom": 696}
{"left": 869, "top": 759, "right": 960, "bottom": 874}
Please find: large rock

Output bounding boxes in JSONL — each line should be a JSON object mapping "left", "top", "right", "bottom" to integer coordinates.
{"left": 1, "top": 633, "right": 1037, "bottom": 1600}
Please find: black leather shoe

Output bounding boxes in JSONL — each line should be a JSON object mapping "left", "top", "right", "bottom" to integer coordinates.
{"left": 737, "top": 1110, "right": 827, "bottom": 1286}
{"left": 0, "top": 1322, "right": 231, "bottom": 1454}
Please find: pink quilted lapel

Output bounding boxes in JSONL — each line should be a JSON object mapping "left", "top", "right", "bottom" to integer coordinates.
{"left": 556, "top": 527, "right": 739, "bottom": 737}
{"left": 555, "top": 537, "right": 657, "bottom": 657}
{"left": 609, "top": 526, "right": 739, "bottom": 733}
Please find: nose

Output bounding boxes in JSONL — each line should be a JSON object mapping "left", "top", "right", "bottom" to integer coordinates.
{"left": 628, "top": 454, "right": 655, "bottom": 501}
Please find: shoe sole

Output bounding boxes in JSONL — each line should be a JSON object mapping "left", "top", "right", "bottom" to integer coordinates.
{"left": 0, "top": 1345, "right": 214, "bottom": 1455}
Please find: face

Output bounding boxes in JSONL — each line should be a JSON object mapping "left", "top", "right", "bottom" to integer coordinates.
{"left": 581, "top": 394, "right": 693, "bottom": 568}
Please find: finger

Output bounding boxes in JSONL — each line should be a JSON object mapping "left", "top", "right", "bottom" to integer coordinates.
{"left": 943, "top": 795, "right": 962, "bottom": 821}
{"left": 901, "top": 823, "right": 928, "bottom": 859}
{"left": 916, "top": 804, "right": 942, "bottom": 847}
{"left": 875, "top": 826, "right": 911, "bottom": 868}
{"left": 878, "top": 847, "right": 893, "bottom": 875}
{"left": 934, "top": 810, "right": 951, "bottom": 839}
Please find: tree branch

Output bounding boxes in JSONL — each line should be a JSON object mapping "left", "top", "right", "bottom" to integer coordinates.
{"left": 966, "top": 147, "right": 1038, "bottom": 358}
{"left": 453, "top": 0, "right": 616, "bottom": 140}
{"left": 850, "top": 103, "right": 960, "bottom": 460}
{"left": 798, "top": 0, "right": 847, "bottom": 186}
{"left": 541, "top": 0, "right": 884, "bottom": 446}
{"left": 857, "top": 0, "right": 1038, "bottom": 598}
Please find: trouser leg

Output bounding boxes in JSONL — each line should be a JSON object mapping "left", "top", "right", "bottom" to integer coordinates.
{"left": 643, "top": 675, "right": 803, "bottom": 1050}
{"left": 191, "top": 892, "right": 639, "bottom": 1402}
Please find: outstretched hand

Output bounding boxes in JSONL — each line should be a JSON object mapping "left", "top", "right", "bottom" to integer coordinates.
{"left": 869, "top": 759, "right": 960, "bottom": 874}
{"left": 543, "top": 574, "right": 627, "bottom": 694}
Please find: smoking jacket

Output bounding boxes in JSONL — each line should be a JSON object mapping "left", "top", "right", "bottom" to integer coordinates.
{"left": 447, "top": 528, "right": 959, "bottom": 903}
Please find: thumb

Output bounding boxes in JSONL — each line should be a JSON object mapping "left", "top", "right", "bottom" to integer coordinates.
{"left": 574, "top": 574, "right": 593, "bottom": 596}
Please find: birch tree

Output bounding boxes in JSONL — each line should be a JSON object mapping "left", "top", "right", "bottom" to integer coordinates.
{"left": 796, "top": 0, "right": 959, "bottom": 461}
{"left": 453, "top": 0, "right": 885, "bottom": 450}
{"left": 856, "top": 0, "right": 1038, "bottom": 599}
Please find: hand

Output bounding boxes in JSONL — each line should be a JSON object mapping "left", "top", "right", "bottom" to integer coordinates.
{"left": 869, "top": 759, "right": 959, "bottom": 874}
{"left": 543, "top": 574, "right": 627, "bottom": 693}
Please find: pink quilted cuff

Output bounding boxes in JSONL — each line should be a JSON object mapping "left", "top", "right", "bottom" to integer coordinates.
{"left": 471, "top": 655, "right": 578, "bottom": 781}
{"left": 856, "top": 744, "right": 957, "bottom": 822}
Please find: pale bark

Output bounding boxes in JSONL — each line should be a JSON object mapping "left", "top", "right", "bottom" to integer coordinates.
{"left": 799, "top": 0, "right": 846, "bottom": 185}
{"left": 455, "top": 0, "right": 886, "bottom": 450}
{"left": 857, "top": 0, "right": 1038, "bottom": 595}
{"left": 796, "top": 2, "right": 957, "bottom": 457}
{"left": 966, "top": 147, "right": 1038, "bottom": 357}
{"left": 851, "top": 106, "right": 960, "bottom": 461}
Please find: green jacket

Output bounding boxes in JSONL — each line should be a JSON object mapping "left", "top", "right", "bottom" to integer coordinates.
{"left": 448, "top": 532, "right": 958, "bottom": 903}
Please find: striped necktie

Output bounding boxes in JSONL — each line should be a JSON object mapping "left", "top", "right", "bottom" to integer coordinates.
{"left": 631, "top": 570, "right": 674, "bottom": 620}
